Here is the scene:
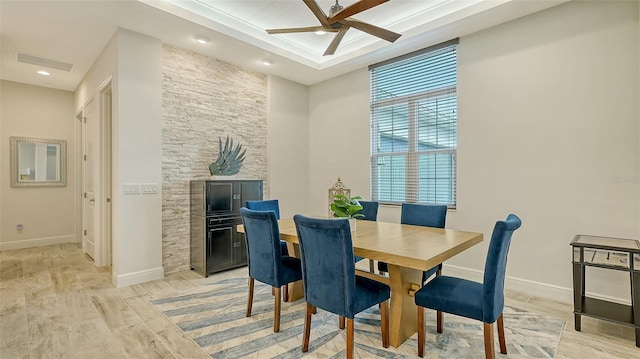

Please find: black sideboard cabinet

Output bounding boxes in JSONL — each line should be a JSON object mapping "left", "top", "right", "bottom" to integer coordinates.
{"left": 190, "top": 179, "right": 263, "bottom": 276}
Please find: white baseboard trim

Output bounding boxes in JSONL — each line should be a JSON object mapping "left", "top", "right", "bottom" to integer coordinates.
{"left": 0, "top": 235, "right": 78, "bottom": 251}
{"left": 114, "top": 266, "right": 165, "bottom": 288}
{"left": 443, "top": 264, "right": 631, "bottom": 306}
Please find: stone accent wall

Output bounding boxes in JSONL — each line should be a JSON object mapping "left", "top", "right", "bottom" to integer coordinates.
{"left": 162, "top": 45, "right": 268, "bottom": 274}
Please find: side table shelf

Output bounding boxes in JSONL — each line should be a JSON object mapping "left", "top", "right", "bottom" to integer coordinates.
{"left": 570, "top": 234, "right": 640, "bottom": 347}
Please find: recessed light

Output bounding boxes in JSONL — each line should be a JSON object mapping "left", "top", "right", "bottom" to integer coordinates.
{"left": 37, "top": 70, "right": 50, "bottom": 76}
{"left": 193, "top": 34, "right": 210, "bottom": 44}
{"left": 261, "top": 59, "right": 273, "bottom": 66}
{"left": 315, "top": 30, "right": 327, "bottom": 35}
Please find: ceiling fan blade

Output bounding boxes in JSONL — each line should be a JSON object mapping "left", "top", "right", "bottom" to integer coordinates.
{"left": 267, "top": 26, "right": 339, "bottom": 34}
{"left": 303, "top": 0, "right": 330, "bottom": 27}
{"left": 341, "top": 18, "right": 401, "bottom": 43}
{"left": 329, "top": 0, "right": 389, "bottom": 23}
{"left": 324, "top": 27, "right": 349, "bottom": 56}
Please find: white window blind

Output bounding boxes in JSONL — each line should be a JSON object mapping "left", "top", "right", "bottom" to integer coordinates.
{"left": 370, "top": 40, "right": 458, "bottom": 207}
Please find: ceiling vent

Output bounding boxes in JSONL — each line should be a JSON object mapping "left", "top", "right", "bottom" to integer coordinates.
{"left": 16, "top": 52, "right": 73, "bottom": 72}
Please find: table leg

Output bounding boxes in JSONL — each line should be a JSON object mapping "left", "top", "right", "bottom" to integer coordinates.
{"left": 387, "top": 264, "right": 422, "bottom": 347}
{"left": 286, "top": 242, "right": 304, "bottom": 302}
{"left": 572, "top": 262, "right": 584, "bottom": 331}
{"left": 632, "top": 271, "right": 640, "bottom": 347}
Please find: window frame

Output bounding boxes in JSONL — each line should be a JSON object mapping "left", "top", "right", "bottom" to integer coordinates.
{"left": 369, "top": 40, "right": 458, "bottom": 208}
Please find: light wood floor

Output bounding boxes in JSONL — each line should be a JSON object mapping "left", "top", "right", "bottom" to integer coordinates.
{"left": 0, "top": 243, "right": 638, "bottom": 358}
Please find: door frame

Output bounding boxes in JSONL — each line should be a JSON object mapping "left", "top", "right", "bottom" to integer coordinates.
{"left": 97, "top": 78, "right": 113, "bottom": 267}
{"left": 80, "top": 97, "right": 97, "bottom": 260}
{"left": 77, "top": 76, "right": 114, "bottom": 268}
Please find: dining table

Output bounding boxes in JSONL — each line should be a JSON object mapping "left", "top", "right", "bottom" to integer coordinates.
{"left": 239, "top": 218, "right": 483, "bottom": 347}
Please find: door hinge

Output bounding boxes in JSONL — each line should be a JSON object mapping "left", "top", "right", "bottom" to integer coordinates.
{"left": 83, "top": 117, "right": 86, "bottom": 123}
{"left": 106, "top": 198, "right": 111, "bottom": 203}
{"left": 84, "top": 155, "right": 87, "bottom": 161}
{"left": 84, "top": 192, "right": 86, "bottom": 198}
{"left": 84, "top": 229, "right": 87, "bottom": 235}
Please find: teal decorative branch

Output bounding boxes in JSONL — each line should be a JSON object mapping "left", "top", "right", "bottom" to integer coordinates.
{"left": 209, "top": 136, "right": 246, "bottom": 176}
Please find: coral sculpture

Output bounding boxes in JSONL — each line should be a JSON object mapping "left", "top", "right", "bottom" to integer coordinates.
{"left": 209, "top": 136, "right": 246, "bottom": 176}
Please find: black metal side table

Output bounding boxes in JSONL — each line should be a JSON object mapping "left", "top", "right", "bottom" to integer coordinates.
{"left": 571, "top": 234, "right": 640, "bottom": 347}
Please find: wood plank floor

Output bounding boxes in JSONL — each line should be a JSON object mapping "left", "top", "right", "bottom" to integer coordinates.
{"left": 0, "top": 243, "right": 638, "bottom": 358}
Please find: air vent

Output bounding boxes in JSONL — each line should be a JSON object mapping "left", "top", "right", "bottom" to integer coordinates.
{"left": 16, "top": 52, "right": 73, "bottom": 72}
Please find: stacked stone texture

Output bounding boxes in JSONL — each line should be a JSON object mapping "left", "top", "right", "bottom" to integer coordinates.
{"left": 162, "top": 45, "right": 268, "bottom": 274}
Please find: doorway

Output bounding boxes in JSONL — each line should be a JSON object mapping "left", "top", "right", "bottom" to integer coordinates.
{"left": 78, "top": 78, "right": 113, "bottom": 268}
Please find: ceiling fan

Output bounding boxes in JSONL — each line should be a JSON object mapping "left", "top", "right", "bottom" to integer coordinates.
{"left": 266, "top": 0, "right": 401, "bottom": 56}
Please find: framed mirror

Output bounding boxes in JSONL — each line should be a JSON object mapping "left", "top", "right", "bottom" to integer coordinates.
{"left": 10, "top": 136, "right": 67, "bottom": 187}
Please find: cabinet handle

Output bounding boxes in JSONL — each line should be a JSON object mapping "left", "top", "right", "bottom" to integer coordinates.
{"left": 233, "top": 242, "right": 240, "bottom": 248}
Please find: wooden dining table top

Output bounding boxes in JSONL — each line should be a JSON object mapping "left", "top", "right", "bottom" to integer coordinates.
{"left": 241, "top": 218, "right": 483, "bottom": 272}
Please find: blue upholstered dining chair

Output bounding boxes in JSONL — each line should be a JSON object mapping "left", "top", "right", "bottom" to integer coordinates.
{"left": 414, "top": 214, "right": 522, "bottom": 359}
{"left": 354, "top": 200, "right": 379, "bottom": 221}
{"left": 240, "top": 208, "right": 302, "bottom": 333}
{"left": 245, "top": 199, "right": 289, "bottom": 256}
{"left": 245, "top": 199, "right": 292, "bottom": 300}
{"left": 293, "top": 215, "right": 391, "bottom": 359}
{"left": 378, "top": 203, "right": 448, "bottom": 283}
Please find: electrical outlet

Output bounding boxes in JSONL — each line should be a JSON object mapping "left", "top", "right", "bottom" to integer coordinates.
{"left": 142, "top": 183, "right": 158, "bottom": 194}
{"left": 123, "top": 183, "right": 141, "bottom": 194}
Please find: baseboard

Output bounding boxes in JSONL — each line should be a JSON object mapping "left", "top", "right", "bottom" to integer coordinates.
{"left": 443, "top": 264, "right": 631, "bottom": 306}
{"left": 0, "top": 235, "right": 77, "bottom": 251}
{"left": 113, "top": 266, "right": 165, "bottom": 288}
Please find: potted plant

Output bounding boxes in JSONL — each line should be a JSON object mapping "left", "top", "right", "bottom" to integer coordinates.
{"left": 330, "top": 194, "right": 364, "bottom": 231}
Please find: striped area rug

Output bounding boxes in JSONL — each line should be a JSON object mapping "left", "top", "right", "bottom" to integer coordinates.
{"left": 151, "top": 276, "right": 564, "bottom": 358}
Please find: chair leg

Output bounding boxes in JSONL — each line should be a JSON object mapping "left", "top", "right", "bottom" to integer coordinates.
{"left": 369, "top": 259, "right": 375, "bottom": 273}
{"left": 246, "top": 277, "right": 254, "bottom": 317}
{"left": 339, "top": 316, "right": 345, "bottom": 329}
{"left": 417, "top": 306, "right": 425, "bottom": 358}
{"left": 497, "top": 314, "right": 507, "bottom": 354}
{"left": 346, "top": 318, "right": 354, "bottom": 359}
{"left": 484, "top": 322, "right": 496, "bottom": 359}
{"left": 282, "top": 284, "right": 289, "bottom": 302}
{"left": 302, "top": 303, "right": 313, "bottom": 353}
{"left": 380, "top": 300, "right": 389, "bottom": 348}
{"left": 274, "top": 286, "right": 281, "bottom": 332}
{"left": 436, "top": 268, "right": 442, "bottom": 276}
{"left": 436, "top": 311, "right": 443, "bottom": 333}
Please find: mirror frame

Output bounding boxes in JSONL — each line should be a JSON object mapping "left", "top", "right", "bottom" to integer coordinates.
{"left": 10, "top": 136, "right": 67, "bottom": 187}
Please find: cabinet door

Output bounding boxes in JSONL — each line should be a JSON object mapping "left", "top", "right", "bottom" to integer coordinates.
{"left": 234, "top": 231, "right": 248, "bottom": 265}
{"left": 206, "top": 182, "right": 233, "bottom": 215}
{"left": 235, "top": 181, "right": 262, "bottom": 210}
{"left": 207, "top": 226, "right": 234, "bottom": 273}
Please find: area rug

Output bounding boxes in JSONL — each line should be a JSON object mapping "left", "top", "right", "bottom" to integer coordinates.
{"left": 151, "top": 276, "right": 565, "bottom": 358}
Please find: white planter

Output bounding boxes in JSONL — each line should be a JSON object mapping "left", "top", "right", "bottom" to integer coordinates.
{"left": 348, "top": 218, "right": 356, "bottom": 232}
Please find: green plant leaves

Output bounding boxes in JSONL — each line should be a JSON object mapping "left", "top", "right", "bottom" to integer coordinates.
{"left": 331, "top": 194, "right": 364, "bottom": 218}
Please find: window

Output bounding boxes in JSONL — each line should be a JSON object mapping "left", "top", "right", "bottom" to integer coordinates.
{"left": 370, "top": 40, "right": 457, "bottom": 207}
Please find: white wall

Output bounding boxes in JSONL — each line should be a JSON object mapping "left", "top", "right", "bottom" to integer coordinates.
{"left": 308, "top": 0, "right": 640, "bottom": 303}
{"left": 267, "top": 75, "right": 311, "bottom": 218}
{"left": 76, "top": 28, "right": 164, "bottom": 287}
{"left": 308, "top": 68, "right": 371, "bottom": 216}
{"left": 0, "top": 80, "right": 76, "bottom": 249}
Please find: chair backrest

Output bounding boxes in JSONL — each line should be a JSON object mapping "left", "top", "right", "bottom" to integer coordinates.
{"left": 240, "top": 207, "right": 284, "bottom": 287}
{"left": 400, "top": 203, "right": 447, "bottom": 228}
{"left": 355, "top": 200, "right": 379, "bottom": 221}
{"left": 293, "top": 215, "right": 356, "bottom": 318}
{"left": 482, "top": 214, "right": 522, "bottom": 323}
{"left": 245, "top": 199, "right": 280, "bottom": 219}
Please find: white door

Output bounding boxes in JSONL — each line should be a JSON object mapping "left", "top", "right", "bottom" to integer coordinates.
{"left": 82, "top": 98, "right": 97, "bottom": 260}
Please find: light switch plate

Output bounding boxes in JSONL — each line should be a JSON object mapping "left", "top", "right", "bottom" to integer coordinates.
{"left": 123, "top": 183, "right": 141, "bottom": 194}
{"left": 142, "top": 183, "right": 158, "bottom": 194}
